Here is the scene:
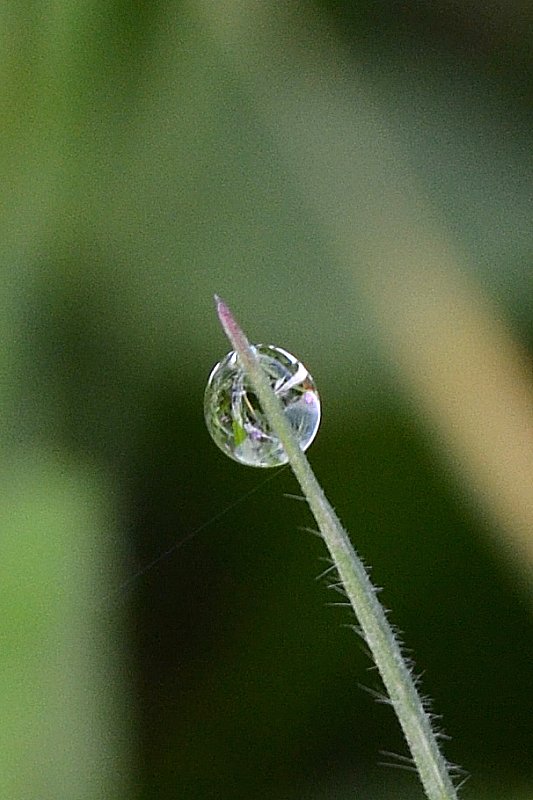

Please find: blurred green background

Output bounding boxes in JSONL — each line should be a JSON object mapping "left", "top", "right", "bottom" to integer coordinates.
{"left": 1, "top": 2, "right": 532, "bottom": 798}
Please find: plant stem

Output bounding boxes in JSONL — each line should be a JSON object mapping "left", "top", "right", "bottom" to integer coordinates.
{"left": 215, "top": 295, "right": 459, "bottom": 800}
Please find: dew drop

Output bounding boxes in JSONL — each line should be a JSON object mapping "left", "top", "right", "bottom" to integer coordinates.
{"left": 204, "top": 344, "right": 321, "bottom": 467}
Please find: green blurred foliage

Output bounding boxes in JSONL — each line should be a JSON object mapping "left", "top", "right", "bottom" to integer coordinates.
{"left": 1, "top": 2, "right": 532, "bottom": 799}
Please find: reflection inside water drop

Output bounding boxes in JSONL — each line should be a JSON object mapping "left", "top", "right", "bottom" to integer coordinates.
{"left": 204, "top": 344, "right": 321, "bottom": 467}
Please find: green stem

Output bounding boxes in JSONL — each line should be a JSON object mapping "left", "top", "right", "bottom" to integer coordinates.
{"left": 215, "top": 295, "right": 459, "bottom": 800}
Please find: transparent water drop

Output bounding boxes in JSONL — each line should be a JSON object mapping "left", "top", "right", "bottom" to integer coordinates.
{"left": 204, "top": 344, "right": 321, "bottom": 467}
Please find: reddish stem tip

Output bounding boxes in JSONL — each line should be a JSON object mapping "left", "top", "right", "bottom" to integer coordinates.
{"left": 214, "top": 293, "right": 233, "bottom": 329}
{"left": 213, "top": 294, "right": 248, "bottom": 353}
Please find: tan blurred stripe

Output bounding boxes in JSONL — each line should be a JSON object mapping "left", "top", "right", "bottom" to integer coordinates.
{"left": 197, "top": 1, "right": 533, "bottom": 587}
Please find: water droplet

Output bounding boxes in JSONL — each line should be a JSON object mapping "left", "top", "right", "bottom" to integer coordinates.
{"left": 204, "top": 344, "right": 321, "bottom": 467}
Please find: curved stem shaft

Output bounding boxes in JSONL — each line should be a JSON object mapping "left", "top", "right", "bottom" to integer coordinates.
{"left": 215, "top": 295, "right": 459, "bottom": 800}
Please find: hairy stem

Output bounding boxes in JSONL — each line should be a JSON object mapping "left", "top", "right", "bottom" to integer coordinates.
{"left": 215, "top": 295, "right": 459, "bottom": 800}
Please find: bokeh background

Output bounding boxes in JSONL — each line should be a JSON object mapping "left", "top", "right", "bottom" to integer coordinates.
{"left": 1, "top": 2, "right": 532, "bottom": 798}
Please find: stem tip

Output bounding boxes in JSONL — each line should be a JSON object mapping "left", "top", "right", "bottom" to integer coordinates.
{"left": 214, "top": 294, "right": 240, "bottom": 342}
